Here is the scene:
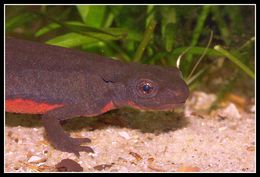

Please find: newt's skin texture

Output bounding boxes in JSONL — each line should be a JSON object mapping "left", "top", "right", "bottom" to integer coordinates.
{"left": 6, "top": 38, "right": 189, "bottom": 156}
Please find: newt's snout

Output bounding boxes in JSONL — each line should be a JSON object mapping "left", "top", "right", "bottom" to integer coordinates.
{"left": 173, "top": 80, "right": 189, "bottom": 104}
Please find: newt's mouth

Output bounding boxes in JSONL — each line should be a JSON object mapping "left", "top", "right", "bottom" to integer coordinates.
{"left": 126, "top": 101, "right": 186, "bottom": 111}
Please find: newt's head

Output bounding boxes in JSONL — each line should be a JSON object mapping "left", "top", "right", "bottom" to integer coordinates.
{"left": 124, "top": 64, "right": 189, "bottom": 111}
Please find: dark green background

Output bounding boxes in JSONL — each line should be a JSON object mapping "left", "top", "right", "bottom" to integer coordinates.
{"left": 5, "top": 5, "right": 255, "bottom": 101}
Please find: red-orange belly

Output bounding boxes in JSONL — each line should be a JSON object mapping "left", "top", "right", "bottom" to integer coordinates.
{"left": 5, "top": 98, "right": 64, "bottom": 114}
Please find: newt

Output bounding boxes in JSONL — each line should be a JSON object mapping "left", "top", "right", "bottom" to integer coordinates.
{"left": 5, "top": 37, "right": 189, "bottom": 156}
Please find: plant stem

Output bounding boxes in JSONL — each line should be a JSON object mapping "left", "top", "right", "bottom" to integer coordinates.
{"left": 133, "top": 20, "right": 157, "bottom": 62}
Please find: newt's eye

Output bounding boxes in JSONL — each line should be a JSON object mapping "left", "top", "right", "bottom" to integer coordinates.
{"left": 136, "top": 79, "right": 158, "bottom": 98}
{"left": 142, "top": 83, "right": 153, "bottom": 94}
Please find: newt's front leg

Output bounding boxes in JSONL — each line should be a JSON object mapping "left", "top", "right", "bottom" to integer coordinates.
{"left": 42, "top": 103, "right": 110, "bottom": 156}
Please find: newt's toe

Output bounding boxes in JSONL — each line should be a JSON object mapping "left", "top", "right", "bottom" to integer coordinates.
{"left": 77, "top": 146, "right": 94, "bottom": 154}
{"left": 74, "top": 137, "right": 91, "bottom": 144}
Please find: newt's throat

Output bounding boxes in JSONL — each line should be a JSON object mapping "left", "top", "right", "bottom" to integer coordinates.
{"left": 126, "top": 100, "right": 184, "bottom": 111}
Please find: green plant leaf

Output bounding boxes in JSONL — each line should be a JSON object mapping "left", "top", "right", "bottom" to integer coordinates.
{"left": 133, "top": 20, "right": 157, "bottom": 62}
{"left": 46, "top": 33, "right": 96, "bottom": 48}
{"left": 184, "top": 5, "right": 211, "bottom": 71}
{"left": 214, "top": 45, "right": 255, "bottom": 79}
{"left": 190, "top": 6, "right": 211, "bottom": 47}
{"left": 35, "top": 23, "right": 60, "bottom": 37}
{"left": 164, "top": 23, "right": 176, "bottom": 52}
{"left": 35, "top": 18, "right": 126, "bottom": 39}
{"left": 6, "top": 12, "right": 38, "bottom": 32}
{"left": 170, "top": 47, "right": 223, "bottom": 57}
{"left": 76, "top": 5, "right": 106, "bottom": 27}
{"left": 45, "top": 30, "right": 126, "bottom": 48}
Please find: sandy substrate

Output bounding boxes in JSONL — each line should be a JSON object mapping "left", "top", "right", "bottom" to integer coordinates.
{"left": 4, "top": 92, "right": 255, "bottom": 172}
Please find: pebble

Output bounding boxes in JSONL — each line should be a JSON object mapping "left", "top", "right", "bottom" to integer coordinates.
{"left": 118, "top": 131, "right": 130, "bottom": 140}
{"left": 219, "top": 103, "right": 241, "bottom": 119}
{"left": 28, "top": 156, "right": 47, "bottom": 163}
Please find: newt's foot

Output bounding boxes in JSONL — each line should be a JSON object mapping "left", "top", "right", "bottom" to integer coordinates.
{"left": 49, "top": 133, "right": 94, "bottom": 157}
{"left": 66, "top": 137, "right": 94, "bottom": 157}
{"left": 71, "top": 137, "right": 94, "bottom": 156}
{"left": 42, "top": 115, "right": 94, "bottom": 157}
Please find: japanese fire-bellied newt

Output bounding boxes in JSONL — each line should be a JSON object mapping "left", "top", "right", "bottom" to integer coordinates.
{"left": 5, "top": 37, "right": 189, "bottom": 156}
